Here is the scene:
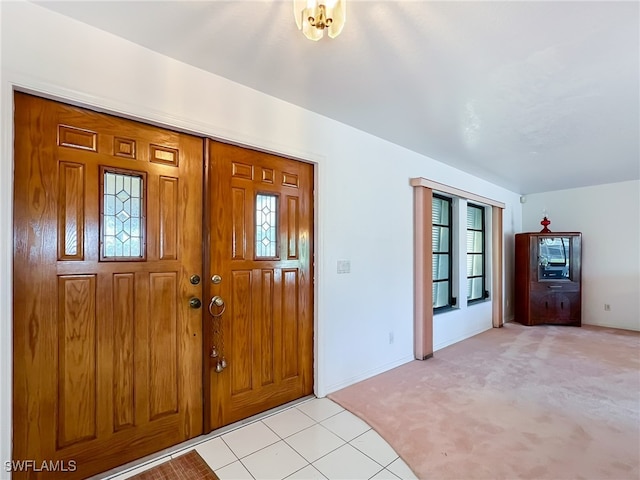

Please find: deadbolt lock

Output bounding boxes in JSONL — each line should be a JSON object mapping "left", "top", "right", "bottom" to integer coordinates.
{"left": 190, "top": 274, "right": 201, "bottom": 285}
{"left": 211, "top": 274, "right": 222, "bottom": 284}
{"left": 189, "top": 298, "right": 202, "bottom": 309}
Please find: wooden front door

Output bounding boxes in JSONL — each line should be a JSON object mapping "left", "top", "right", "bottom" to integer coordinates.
{"left": 205, "top": 140, "right": 314, "bottom": 430}
{"left": 13, "top": 93, "right": 204, "bottom": 479}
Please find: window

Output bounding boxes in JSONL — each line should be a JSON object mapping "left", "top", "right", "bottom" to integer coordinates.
{"left": 255, "top": 193, "right": 278, "bottom": 258}
{"left": 101, "top": 168, "right": 146, "bottom": 260}
{"left": 412, "top": 176, "right": 506, "bottom": 352}
{"left": 432, "top": 195, "right": 454, "bottom": 310}
{"left": 467, "top": 203, "right": 487, "bottom": 303}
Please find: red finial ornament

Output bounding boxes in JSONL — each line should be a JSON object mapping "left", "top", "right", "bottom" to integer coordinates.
{"left": 540, "top": 216, "right": 551, "bottom": 233}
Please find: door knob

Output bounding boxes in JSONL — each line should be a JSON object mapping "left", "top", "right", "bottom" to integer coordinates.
{"left": 189, "top": 297, "right": 202, "bottom": 309}
{"left": 211, "top": 296, "right": 224, "bottom": 307}
{"left": 208, "top": 296, "right": 226, "bottom": 317}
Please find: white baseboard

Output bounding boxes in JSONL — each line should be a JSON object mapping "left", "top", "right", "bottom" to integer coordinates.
{"left": 323, "top": 354, "right": 415, "bottom": 396}
{"left": 433, "top": 325, "right": 493, "bottom": 352}
{"left": 583, "top": 320, "right": 640, "bottom": 332}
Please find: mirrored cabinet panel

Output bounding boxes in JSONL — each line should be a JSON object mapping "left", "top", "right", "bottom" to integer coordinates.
{"left": 538, "top": 236, "right": 572, "bottom": 280}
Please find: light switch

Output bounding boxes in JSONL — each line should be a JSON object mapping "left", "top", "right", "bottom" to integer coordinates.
{"left": 337, "top": 260, "right": 351, "bottom": 274}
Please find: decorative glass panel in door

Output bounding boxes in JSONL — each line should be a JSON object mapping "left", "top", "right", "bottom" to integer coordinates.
{"left": 255, "top": 193, "right": 278, "bottom": 258}
{"left": 101, "top": 168, "right": 146, "bottom": 260}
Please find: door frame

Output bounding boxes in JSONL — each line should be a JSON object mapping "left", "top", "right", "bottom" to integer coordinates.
{"left": 1, "top": 77, "right": 322, "bottom": 472}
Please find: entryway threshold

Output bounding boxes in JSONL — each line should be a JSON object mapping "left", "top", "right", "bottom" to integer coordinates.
{"left": 91, "top": 395, "right": 317, "bottom": 480}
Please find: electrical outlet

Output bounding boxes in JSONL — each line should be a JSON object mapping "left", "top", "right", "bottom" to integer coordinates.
{"left": 337, "top": 260, "right": 351, "bottom": 274}
{"left": 604, "top": 304, "right": 611, "bottom": 311}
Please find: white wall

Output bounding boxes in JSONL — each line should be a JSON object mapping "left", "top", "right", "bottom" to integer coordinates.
{"left": 0, "top": 1, "right": 522, "bottom": 470}
{"left": 521, "top": 180, "right": 640, "bottom": 331}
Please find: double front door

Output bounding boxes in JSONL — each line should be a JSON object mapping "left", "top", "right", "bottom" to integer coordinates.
{"left": 12, "top": 93, "right": 314, "bottom": 479}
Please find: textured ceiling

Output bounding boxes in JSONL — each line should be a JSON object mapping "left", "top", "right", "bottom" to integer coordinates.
{"left": 38, "top": 1, "right": 639, "bottom": 194}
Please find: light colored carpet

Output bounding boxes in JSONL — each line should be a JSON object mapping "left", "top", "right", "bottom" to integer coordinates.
{"left": 329, "top": 323, "right": 640, "bottom": 479}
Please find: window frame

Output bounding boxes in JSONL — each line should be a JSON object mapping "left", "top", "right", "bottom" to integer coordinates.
{"left": 466, "top": 202, "right": 488, "bottom": 304}
{"left": 432, "top": 193, "right": 455, "bottom": 312}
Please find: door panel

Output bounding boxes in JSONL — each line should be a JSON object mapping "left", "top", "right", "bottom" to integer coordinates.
{"left": 13, "top": 93, "right": 203, "bottom": 479}
{"left": 205, "top": 140, "right": 314, "bottom": 430}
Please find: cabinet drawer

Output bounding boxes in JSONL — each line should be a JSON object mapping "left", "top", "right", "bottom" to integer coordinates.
{"left": 530, "top": 281, "right": 580, "bottom": 293}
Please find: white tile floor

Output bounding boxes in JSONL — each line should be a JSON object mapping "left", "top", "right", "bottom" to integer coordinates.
{"left": 109, "top": 398, "right": 418, "bottom": 480}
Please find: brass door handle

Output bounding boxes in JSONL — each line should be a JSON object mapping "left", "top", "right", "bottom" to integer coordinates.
{"left": 209, "top": 296, "right": 226, "bottom": 317}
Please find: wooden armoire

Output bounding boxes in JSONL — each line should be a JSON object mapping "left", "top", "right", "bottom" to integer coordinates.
{"left": 515, "top": 232, "right": 582, "bottom": 326}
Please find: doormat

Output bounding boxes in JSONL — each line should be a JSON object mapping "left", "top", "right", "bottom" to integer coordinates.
{"left": 129, "top": 450, "right": 220, "bottom": 480}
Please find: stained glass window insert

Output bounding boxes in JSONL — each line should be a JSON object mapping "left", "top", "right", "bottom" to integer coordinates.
{"left": 256, "top": 193, "right": 278, "bottom": 258}
{"left": 102, "top": 170, "right": 144, "bottom": 259}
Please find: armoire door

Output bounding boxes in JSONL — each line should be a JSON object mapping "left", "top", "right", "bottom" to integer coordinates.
{"left": 12, "top": 93, "right": 204, "bottom": 479}
{"left": 204, "top": 140, "right": 314, "bottom": 430}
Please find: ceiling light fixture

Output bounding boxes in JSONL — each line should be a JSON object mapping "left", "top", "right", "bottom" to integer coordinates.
{"left": 294, "top": 0, "right": 346, "bottom": 41}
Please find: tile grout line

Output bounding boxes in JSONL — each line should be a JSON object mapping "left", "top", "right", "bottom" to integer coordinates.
{"left": 211, "top": 400, "right": 323, "bottom": 469}
{"left": 228, "top": 403, "right": 352, "bottom": 480}
{"left": 228, "top": 403, "right": 346, "bottom": 460}
{"left": 347, "top": 429, "right": 400, "bottom": 469}
{"left": 104, "top": 398, "right": 317, "bottom": 479}
{"left": 112, "top": 398, "right": 407, "bottom": 480}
